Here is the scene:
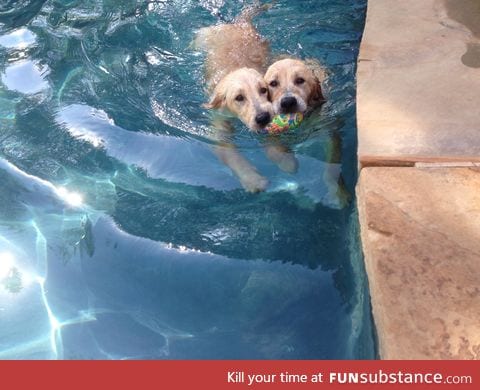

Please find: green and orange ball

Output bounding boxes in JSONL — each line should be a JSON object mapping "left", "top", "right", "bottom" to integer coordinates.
{"left": 262, "top": 112, "right": 304, "bottom": 134}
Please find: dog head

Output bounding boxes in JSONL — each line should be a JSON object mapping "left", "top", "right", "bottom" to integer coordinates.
{"left": 264, "top": 58, "right": 324, "bottom": 115}
{"left": 204, "top": 68, "right": 274, "bottom": 131}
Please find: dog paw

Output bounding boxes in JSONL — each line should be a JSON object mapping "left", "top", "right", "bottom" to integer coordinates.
{"left": 277, "top": 154, "right": 299, "bottom": 174}
{"left": 265, "top": 145, "right": 298, "bottom": 174}
{"left": 241, "top": 173, "right": 269, "bottom": 193}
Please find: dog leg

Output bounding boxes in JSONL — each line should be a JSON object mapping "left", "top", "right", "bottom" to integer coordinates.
{"left": 323, "top": 131, "right": 350, "bottom": 208}
{"left": 264, "top": 139, "right": 298, "bottom": 174}
{"left": 216, "top": 144, "right": 268, "bottom": 193}
{"left": 211, "top": 118, "right": 268, "bottom": 193}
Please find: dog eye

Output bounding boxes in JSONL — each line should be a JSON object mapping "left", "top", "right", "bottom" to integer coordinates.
{"left": 295, "top": 77, "right": 305, "bottom": 85}
{"left": 259, "top": 87, "right": 267, "bottom": 94}
{"left": 269, "top": 80, "right": 278, "bottom": 87}
{"left": 235, "top": 94, "right": 244, "bottom": 102}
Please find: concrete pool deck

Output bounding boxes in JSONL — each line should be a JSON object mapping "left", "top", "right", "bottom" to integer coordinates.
{"left": 356, "top": 0, "right": 480, "bottom": 358}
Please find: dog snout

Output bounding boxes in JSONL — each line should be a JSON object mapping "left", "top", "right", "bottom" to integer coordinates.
{"left": 280, "top": 96, "right": 297, "bottom": 111}
{"left": 255, "top": 111, "right": 271, "bottom": 127}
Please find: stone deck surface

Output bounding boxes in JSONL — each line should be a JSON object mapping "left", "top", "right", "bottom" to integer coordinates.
{"left": 356, "top": 0, "right": 480, "bottom": 359}
{"left": 357, "top": 0, "right": 480, "bottom": 167}
{"left": 357, "top": 167, "right": 480, "bottom": 359}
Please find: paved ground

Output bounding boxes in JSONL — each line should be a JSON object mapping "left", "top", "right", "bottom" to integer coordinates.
{"left": 358, "top": 167, "right": 480, "bottom": 359}
{"left": 356, "top": 0, "right": 480, "bottom": 359}
{"left": 357, "top": 0, "right": 480, "bottom": 167}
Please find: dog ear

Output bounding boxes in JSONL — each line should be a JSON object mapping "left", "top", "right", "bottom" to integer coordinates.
{"left": 304, "top": 58, "right": 327, "bottom": 106}
{"left": 304, "top": 58, "right": 327, "bottom": 83}
{"left": 308, "top": 77, "right": 325, "bottom": 106}
{"left": 203, "top": 90, "right": 225, "bottom": 109}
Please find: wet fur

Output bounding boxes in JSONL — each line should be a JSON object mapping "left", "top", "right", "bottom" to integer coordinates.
{"left": 194, "top": 6, "right": 277, "bottom": 193}
{"left": 266, "top": 57, "right": 350, "bottom": 207}
{"left": 264, "top": 58, "right": 325, "bottom": 115}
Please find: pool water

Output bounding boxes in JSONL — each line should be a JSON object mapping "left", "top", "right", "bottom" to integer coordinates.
{"left": 0, "top": 0, "right": 375, "bottom": 359}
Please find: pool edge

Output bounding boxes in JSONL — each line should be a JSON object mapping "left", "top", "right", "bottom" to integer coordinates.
{"left": 355, "top": 0, "right": 480, "bottom": 359}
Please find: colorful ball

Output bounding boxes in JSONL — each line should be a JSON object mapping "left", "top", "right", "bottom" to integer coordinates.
{"left": 263, "top": 112, "right": 304, "bottom": 134}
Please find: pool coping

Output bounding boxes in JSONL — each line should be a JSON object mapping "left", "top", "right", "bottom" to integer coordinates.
{"left": 356, "top": 0, "right": 480, "bottom": 359}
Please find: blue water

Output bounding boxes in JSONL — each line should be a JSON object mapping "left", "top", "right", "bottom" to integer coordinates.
{"left": 0, "top": 0, "right": 374, "bottom": 359}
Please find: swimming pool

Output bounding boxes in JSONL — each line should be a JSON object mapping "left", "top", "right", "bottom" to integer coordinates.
{"left": 0, "top": 0, "right": 375, "bottom": 359}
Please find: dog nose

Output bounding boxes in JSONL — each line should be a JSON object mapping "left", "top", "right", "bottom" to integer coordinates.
{"left": 255, "top": 112, "right": 271, "bottom": 127}
{"left": 280, "top": 96, "right": 297, "bottom": 110}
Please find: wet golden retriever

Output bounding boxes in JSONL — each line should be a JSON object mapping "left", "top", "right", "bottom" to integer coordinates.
{"left": 259, "top": 58, "right": 326, "bottom": 175}
{"left": 194, "top": 5, "right": 278, "bottom": 193}
{"left": 264, "top": 58, "right": 325, "bottom": 115}
{"left": 265, "top": 58, "right": 350, "bottom": 207}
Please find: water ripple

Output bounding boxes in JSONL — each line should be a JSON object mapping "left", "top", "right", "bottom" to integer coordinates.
{"left": 0, "top": 0, "right": 374, "bottom": 359}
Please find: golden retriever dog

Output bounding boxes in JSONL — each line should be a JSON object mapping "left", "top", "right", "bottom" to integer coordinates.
{"left": 264, "top": 58, "right": 325, "bottom": 115}
{"left": 260, "top": 58, "right": 326, "bottom": 175}
{"left": 194, "top": 5, "right": 278, "bottom": 193}
{"left": 265, "top": 57, "right": 350, "bottom": 206}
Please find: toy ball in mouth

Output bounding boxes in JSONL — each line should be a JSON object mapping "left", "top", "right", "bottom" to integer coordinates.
{"left": 263, "top": 112, "right": 304, "bottom": 134}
